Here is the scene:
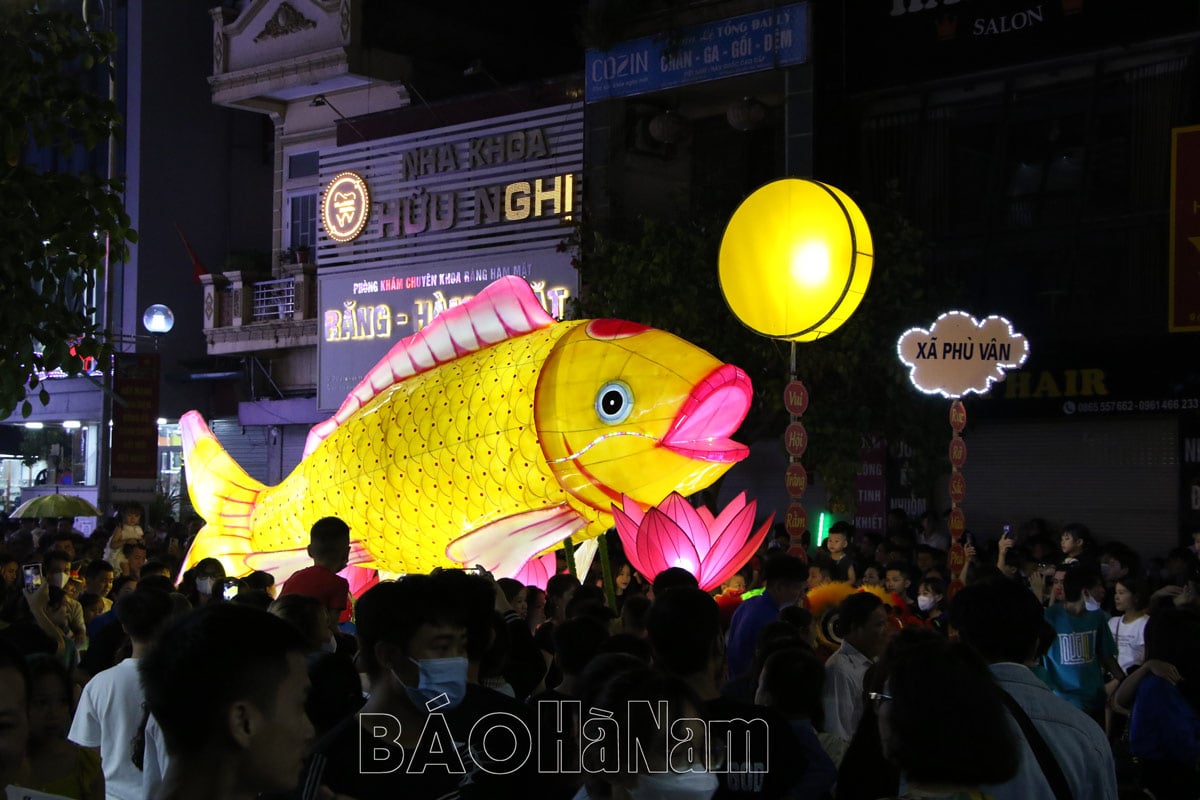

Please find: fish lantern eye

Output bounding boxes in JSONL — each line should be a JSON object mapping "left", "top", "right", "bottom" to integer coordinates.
{"left": 595, "top": 381, "right": 633, "bottom": 424}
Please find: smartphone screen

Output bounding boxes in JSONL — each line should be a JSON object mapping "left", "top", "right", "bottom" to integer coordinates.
{"left": 221, "top": 580, "right": 239, "bottom": 601}
{"left": 1002, "top": 525, "right": 1012, "bottom": 538}
{"left": 22, "top": 563, "right": 42, "bottom": 592}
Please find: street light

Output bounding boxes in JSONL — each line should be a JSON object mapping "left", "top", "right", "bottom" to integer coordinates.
{"left": 142, "top": 304, "right": 175, "bottom": 334}
{"left": 97, "top": 302, "right": 175, "bottom": 512}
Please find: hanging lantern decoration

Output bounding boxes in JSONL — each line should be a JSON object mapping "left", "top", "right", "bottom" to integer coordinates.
{"left": 719, "top": 178, "right": 874, "bottom": 549}
{"left": 947, "top": 401, "right": 969, "bottom": 578}
{"left": 612, "top": 491, "right": 773, "bottom": 592}
{"left": 783, "top": 379, "right": 810, "bottom": 560}
{"left": 897, "top": 312, "right": 1030, "bottom": 590}
{"left": 719, "top": 178, "right": 874, "bottom": 342}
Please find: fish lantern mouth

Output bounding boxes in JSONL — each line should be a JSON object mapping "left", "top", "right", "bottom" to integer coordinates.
{"left": 660, "top": 364, "right": 752, "bottom": 463}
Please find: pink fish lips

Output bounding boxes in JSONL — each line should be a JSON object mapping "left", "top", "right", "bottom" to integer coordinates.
{"left": 660, "top": 364, "right": 752, "bottom": 463}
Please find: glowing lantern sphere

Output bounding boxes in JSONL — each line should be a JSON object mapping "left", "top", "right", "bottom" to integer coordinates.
{"left": 719, "top": 179, "right": 874, "bottom": 341}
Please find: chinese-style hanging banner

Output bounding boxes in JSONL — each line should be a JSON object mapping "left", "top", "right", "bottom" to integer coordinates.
{"left": 784, "top": 379, "right": 809, "bottom": 561}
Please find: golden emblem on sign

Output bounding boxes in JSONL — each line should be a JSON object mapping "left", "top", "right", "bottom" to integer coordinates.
{"left": 321, "top": 171, "right": 370, "bottom": 242}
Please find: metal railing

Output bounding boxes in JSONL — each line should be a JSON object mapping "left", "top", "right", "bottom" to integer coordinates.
{"left": 252, "top": 278, "right": 296, "bottom": 321}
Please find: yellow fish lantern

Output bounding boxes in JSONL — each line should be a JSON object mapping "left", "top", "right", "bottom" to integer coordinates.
{"left": 179, "top": 276, "right": 754, "bottom": 581}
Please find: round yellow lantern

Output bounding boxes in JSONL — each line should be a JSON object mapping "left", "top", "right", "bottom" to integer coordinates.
{"left": 719, "top": 178, "right": 873, "bottom": 341}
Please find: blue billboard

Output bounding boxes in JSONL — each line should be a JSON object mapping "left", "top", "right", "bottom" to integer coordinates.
{"left": 585, "top": 3, "right": 808, "bottom": 102}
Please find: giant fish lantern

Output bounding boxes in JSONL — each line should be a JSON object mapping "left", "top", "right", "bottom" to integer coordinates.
{"left": 179, "top": 276, "right": 753, "bottom": 581}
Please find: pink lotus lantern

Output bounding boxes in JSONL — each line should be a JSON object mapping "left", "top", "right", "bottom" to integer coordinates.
{"left": 513, "top": 553, "right": 555, "bottom": 590}
{"left": 612, "top": 492, "right": 773, "bottom": 591}
{"left": 509, "top": 539, "right": 599, "bottom": 591}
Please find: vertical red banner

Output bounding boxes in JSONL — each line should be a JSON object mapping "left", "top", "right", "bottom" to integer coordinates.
{"left": 110, "top": 353, "right": 160, "bottom": 481}
{"left": 783, "top": 379, "right": 809, "bottom": 561}
{"left": 948, "top": 400, "right": 968, "bottom": 580}
{"left": 1170, "top": 125, "right": 1200, "bottom": 332}
{"left": 854, "top": 436, "right": 887, "bottom": 534}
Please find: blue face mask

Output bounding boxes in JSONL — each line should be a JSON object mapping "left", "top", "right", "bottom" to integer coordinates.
{"left": 394, "top": 657, "right": 468, "bottom": 712}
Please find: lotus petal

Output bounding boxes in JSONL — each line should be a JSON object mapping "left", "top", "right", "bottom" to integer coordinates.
{"left": 616, "top": 494, "right": 646, "bottom": 528}
{"left": 702, "top": 513, "right": 774, "bottom": 591}
{"left": 513, "top": 552, "right": 556, "bottom": 590}
{"left": 635, "top": 509, "right": 675, "bottom": 579}
{"left": 612, "top": 505, "right": 644, "bottom": 563}
{"left": 639, "top": 508, "right": 702, "bottom": 579}
{"left": 657, "top": 492, "right": 714, "bottom": 555}
{"left": 700, "top": 501, "right": 759, "bottom": 585}
{"left": 710, "top": 491, "right": 750, "bottom": 537}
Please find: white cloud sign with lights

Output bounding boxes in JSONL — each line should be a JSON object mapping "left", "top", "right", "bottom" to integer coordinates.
{"left": 897, "top": 311, "right": 1029, "bottom": 398}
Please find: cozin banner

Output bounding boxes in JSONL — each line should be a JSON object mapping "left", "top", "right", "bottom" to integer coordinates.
{"left": 585, "top": 3, "right": 808, "bottom": 102}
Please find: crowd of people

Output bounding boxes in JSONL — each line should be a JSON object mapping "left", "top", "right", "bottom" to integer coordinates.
{"left": 0, "top": 502, "right": 1197, "bottom": 800}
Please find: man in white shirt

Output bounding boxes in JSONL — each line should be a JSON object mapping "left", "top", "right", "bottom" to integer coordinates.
{"left": 950, "top": 577, "right": 1118, "bottom": 800}
{"left": 69, "top": 588, "right": 174, "bottom": 800}
{"left": 822, "top": 592, "right": 890, "bottom": 740}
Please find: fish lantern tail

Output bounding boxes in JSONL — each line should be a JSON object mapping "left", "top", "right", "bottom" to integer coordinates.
{"left": 178, "top": 411, "right": 266, "bottom": 579}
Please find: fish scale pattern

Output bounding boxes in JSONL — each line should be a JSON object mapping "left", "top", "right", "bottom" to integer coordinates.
{"left": 247, "top": 322, "right": 582, "bottom": 575}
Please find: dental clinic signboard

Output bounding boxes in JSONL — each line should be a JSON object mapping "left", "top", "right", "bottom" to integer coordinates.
{"left": 318, "top": 251, "right": 575, "bottom": 409}
{"left": 585, "top": 3, "right": 808, "bottom": 102}
{"left": 316, "top": 102, "right": 582, "bottom": 410}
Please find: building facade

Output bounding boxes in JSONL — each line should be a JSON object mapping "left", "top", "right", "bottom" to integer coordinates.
{"left": 1, "top": 0, "right": 271, "bottom": 520}
{"left": 195, "top": 0, "right": 1200, "bottom": 556}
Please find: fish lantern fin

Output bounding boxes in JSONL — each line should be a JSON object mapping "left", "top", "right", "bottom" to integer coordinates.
{"left": 178, "top": 411, "right": 267, "bottom": 578}
{"left": 243, "top": 548, "right": 314, "bottom": 584}
{"left": 569, "top": 538, "right": 599, "bottom": 578}
{"left": 446, "top": 504, "right": 586, "bottom": 579}
{"left": 303, "top": 276, "right": 556, "bottom": 459}
{"left": 244, "top": 541, "right": 375, "bottom": 587}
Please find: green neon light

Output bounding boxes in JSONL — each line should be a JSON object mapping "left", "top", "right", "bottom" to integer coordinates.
{"left": 816, "top": 512, "right": 830, "bottom": 547}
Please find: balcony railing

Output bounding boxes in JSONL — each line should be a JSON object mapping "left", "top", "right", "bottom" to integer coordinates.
{"left": 252, "top": 278, "right": 296, "bottom": 321}
{"left": 201, "top": 266, "right": 319, "bottom": 355}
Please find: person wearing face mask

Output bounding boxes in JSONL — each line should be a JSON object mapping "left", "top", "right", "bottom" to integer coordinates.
{"left": 915, "top": 577, "right": 948, "bottom": 635}
{"left": 40, "top": 550, "right": 85, "bottom": 649}
{"left": 300, "top": 572, "right": 534, "bottom": 799}
{"left": 184, "top": 558, "right": 226, "bottom": 608}
{"left": 1042, "top": 567, "right": 1125, "bottom": 725}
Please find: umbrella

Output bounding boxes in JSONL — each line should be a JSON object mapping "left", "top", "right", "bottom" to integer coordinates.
{"left": 10, "top": 492, "right": 103, "bottom": 519}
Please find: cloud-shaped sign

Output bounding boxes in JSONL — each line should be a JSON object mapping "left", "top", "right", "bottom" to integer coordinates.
{"left": 897, "top": 311, "right": 1029, "bottom": 398}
